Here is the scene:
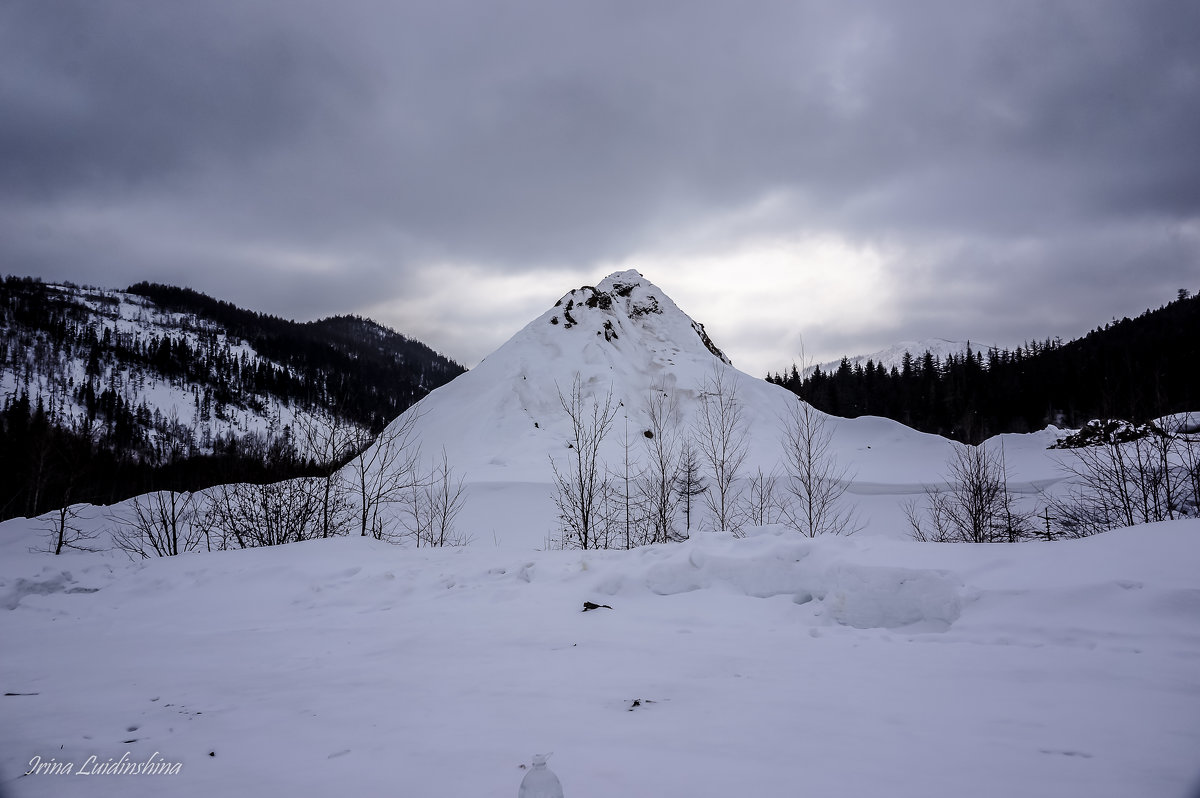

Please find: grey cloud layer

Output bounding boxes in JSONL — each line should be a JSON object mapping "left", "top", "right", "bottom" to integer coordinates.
{"left": 2, "top": 0, "right": 1197, "bottom": 363}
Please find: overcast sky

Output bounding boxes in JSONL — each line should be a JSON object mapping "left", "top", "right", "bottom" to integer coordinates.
{"left": 3, "top": 1, "right": 1198, "bottom": 376}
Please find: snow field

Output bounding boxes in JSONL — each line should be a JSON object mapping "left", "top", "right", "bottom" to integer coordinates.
{"left": 2, "top": 522, "right": 1198, "bottom": 797}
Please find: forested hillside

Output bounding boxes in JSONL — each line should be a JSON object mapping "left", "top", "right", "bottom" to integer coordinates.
{"left": 0, "top": 276, "right": 464, "bottom": 520}
{"left": 125, "top": 282, "right": 463, "bottom": 430}
{"left": 769, "top": 290, "right": 1200, "bottom": 442}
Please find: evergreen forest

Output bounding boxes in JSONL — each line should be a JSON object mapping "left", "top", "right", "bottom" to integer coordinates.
{"left": 769, "top": 290, "right": 1200, "bottom": 443}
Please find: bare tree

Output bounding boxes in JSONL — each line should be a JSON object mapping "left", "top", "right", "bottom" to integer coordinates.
{"left": 906, "top": 442, "right": 1031, "bottom": 543}
{"left": 347, "top": 409, "right": 423, "bottom": 540}
{"left": 744, "top": 465, "right": 783, "bottom": 528}
{"left": 37, "top": 431, "right": 102, "bottom": 555}
{"left": 206, "top": 477, "right": 324, "bottom": 548}
{"left": 400, "top": 474, "right": 434, "bottom": 547}
{"left": 694, "top": 367, "right": 749, "bottom": 533}
{"left": 550, "top": 376, "right": 619, "bottom": 550}
{"left": 42, "top": 502, "right": 100, "bottom": 555}
{"left": 428, "top": 449, "right": 468, "bottom": 546}
{"left": 640, "top": 385, "right": 684, "bottom": 544}
{"left": 604, "top": 413, "right": 646, "bottom": 549}
{"left": 674, "top": 438, "right": 706, "bottom": 536}
{"left": 779, "top": 400, "right": 859, "bottom": 537}
{"left": 1174, "top": 417, "right": 1200, "bottom": 516}
{"left": 404, "top": 449, "right": 469, "bottom": 547}
{"left": 1049, "top": 420, "right": 1193, "bottom": 537}
{"left": 294, "top": 409, "right": 362, "bottom": 539}
{"left": 111, "top": 490, "right": 203, "bottom": 558}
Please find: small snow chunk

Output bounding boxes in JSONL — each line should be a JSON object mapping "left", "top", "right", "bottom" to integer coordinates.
{"left": 823, "top": 564, "right": 962, "bottom": 631}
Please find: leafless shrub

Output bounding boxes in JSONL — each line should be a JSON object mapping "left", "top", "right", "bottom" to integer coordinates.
{"left": 1048, "top": 419, "right": 1196, "bottom": 537}
{"left": 602, "top": 416, "right": 646, "bottom": 549}
{"left": 640, "top": 385, "right": 684, "bottom": 544}
{"left": 779, "top": 400, "right": 859, "bottom": 537}
{"left": 294, "top": 410, "right": 363, "bottom": 539}
{"left": 206, "top": 477, "right": 324, "bottom": 548}
{"left": 744, "top": 466, "right": 783, "bottom": 528}
{"left": 550, "top": 376, "right": 619, "bottom": 550}
{"left": 403, "top": 449, "right": 470, "bottom": 547}
{"left": 1174, "top": 420, "right": 1200, "bottom": 516}
{"left": 346, "top": 408, "right": 424, "bottom": 540}
{"left": 906, "top": 442, "right": 1032, "bottom": 543}
{"left": 111, "top": 490, "right": 204, "bottom": 558}
{"left": 41, "top": 503, "right": 101, "bottom": 555}
{"left": 695, "top": 367, "right": 749, "bottom": 534}
{"left": 674, "top": 439, "right": 707, "bottom": 536}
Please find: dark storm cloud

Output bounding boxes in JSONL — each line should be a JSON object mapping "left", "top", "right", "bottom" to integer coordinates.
{"left": 0, "top": 2, "right": 370, "bottom": 197}
{"left": 2, "top": 0, "right": 1198, "bottom": 365}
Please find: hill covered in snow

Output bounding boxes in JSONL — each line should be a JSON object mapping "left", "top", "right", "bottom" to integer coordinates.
{"left": 340, "top": 270, "right": 1070, "bottom": 548}
{"left": 0, "top": 276, "right": 463, "bottom": 519}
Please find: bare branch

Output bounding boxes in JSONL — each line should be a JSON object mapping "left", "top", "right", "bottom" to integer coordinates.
{"left": 694, "top": 366, "right": 749, "bottom": 534}
{"left": 550, "top": 376, "right": 618, "bottom": 550}
{"left": 111, "top": 490, "right": 203, "bottom": 558}
{"left": 778, "top": 400, "right": 860, "bottom": 537}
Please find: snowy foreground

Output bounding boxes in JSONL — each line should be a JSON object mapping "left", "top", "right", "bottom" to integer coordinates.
{"left": 3, "top": 521, "right": 1199, "bottom": 797}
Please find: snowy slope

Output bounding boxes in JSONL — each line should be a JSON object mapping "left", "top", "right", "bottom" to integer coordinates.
{"left": 805, "top": 337, "right": 994, "bottom": 376}
{"left": 1, "top": 283, "right": 352, "bottom": 457}
{"left": 357, "top": 270, "right": 1066, "bottom": 546}
{"left": 1, "top": 518, "right": 1198, "bottom": 797}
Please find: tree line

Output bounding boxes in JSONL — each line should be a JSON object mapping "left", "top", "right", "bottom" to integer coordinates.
{"left": 768, "top": 289, "right": 1200, "bottom": 443}
{"left": 125, "top": 281, "right": 465, "bottom": 430}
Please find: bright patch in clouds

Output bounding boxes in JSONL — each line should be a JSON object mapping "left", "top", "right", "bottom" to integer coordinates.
{"left": 366, "top": 235, "right": 898, "bottom": 376}
{"left": 605, "top": 233, "right": 898, "bottom": 376}
{"left": 365, "top": 262, "right": 587, "bottom": 366}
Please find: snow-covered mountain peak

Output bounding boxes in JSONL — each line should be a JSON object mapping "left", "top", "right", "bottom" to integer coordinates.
{"left": 539, "top": 270, "right": 731, "bottom": 367}
{"left": 364, "top": 270, "right": 761, "bottom": 486}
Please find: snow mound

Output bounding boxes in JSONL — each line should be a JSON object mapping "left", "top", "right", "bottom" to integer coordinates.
{"left": 343, "top": 269, "right": 1068, "bottom": 546}
{"left": 821, "top": 563, "right": 962, "bottom": 630}
{"left": 597, "top": 528, "right": 962, "bottom": 631}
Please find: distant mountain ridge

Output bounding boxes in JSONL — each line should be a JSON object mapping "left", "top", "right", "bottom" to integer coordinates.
{"left": 0, "top": 275, "right": 464, "bottom": 519}
{"left": 805, "top": 338, "right": 994, "bottom": 377}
